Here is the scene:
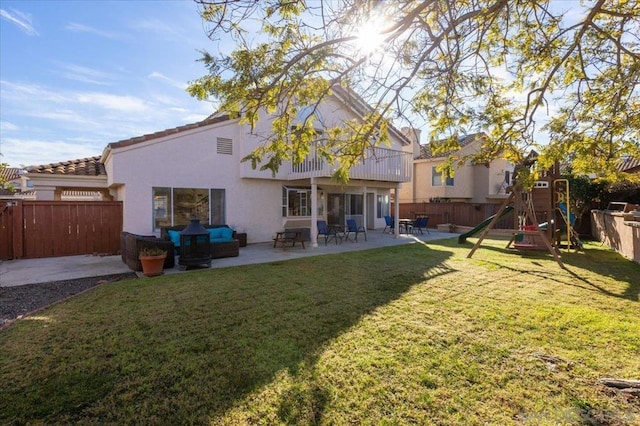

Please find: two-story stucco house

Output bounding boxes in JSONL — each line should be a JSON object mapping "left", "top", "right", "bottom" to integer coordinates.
{"left": 398, "top": 133, "right": 514, "bottom": 205}
{"left": 26, "top": 86, "right": 414, "bottom": 246}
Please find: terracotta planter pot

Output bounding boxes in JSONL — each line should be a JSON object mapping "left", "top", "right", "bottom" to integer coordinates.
{"left": 139, "top": 254, "right": 166, "bottom": 277}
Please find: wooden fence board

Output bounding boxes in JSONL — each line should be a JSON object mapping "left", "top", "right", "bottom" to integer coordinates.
{"left": 395, "top": 201, "right": 515, "bottom": 229}
{"left": 0, "top": 201, "right": 122, "bottom": 260}
{"left": 0, "top": 203, "right": 13, "bottom": 260}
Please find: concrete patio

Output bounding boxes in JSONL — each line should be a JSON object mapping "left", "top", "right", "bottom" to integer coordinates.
{"left": 0, "top": 229, "right": 458, "bottom": 287}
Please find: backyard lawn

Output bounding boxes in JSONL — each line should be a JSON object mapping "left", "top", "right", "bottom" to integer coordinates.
{"left": 1, "top": 237, "right": 638, "bottom": 425}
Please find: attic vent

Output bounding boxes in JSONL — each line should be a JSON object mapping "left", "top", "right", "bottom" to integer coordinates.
{"left": 216, "top": 137, "right": 233, "bottom": 155}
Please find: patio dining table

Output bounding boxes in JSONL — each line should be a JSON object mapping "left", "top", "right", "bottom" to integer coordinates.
{"left": 398, "top": 219, "right": 414, "bottom": 234}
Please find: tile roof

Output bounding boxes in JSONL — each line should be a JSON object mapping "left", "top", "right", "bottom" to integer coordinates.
{"left": 107, "top": 115, "right": 231, "bottom": 150}
{"left": 0, "top": 167, "right": 22, "bottom": 182}
{"left": 26, "top": 117, "right": 233, "bottom": 176}
{"left": 417, "top": 133, "right": 486, "bottom": 159}
{"left": 617, "top": 156, "right": 640, "bottom": 173}
{"left": 27, "top": 156, "right": 106, "bottom": 176}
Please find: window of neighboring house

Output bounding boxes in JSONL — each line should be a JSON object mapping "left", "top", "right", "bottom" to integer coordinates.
{"left": 377, "top": 194, "right": 389, "bottom": 218}
{"left": 432, "top": 166, "right": 454, "bottom": 186}
{"left": 153, "top": 187, "right": 226, "bottom": 231}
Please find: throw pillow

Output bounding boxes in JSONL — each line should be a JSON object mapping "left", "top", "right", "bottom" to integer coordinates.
{"left": 167, "top": 230, "right": 181, "bottom": 248}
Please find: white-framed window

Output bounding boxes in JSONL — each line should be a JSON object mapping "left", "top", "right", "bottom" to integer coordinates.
{"left": 432, "top": 166, "right": 454, "bottom": 186}
{"left": 377, "top": 194, "right": 389, "bottom": 218}
{"left": 282, "top": 186, "right": 325, "bottom": 217}
{"left": 153, "top": 187, "right": 225, "bottom": 231}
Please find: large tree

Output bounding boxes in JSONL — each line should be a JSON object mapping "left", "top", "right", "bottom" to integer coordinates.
{"left": 188, "top": 0, "right": 640, "bottom": 183}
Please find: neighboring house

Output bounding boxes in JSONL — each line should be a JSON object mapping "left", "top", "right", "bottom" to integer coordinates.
{"left": 617, "top": 156, "right": 640, "bottom": 174}
{"left": 0, "top": 167, "right": 36, "bottom": 200}
{"left": 398, "top": 133, "right": 514, "bottom": 204}
{"left": 25, "top": 157, "right": 111, "bottom": 201}
{"left": 26, "top": 87, "right": 414, "bottom": 245}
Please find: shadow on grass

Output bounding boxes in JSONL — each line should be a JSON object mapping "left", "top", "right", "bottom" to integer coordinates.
{"left": 458, "top": 238, "right": 639, "bottom": 302}
{"left": 0, "top": 243, "right": 455, "bottom": 424}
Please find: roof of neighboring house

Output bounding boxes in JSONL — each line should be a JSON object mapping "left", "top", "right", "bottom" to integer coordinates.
{"left": 27, "top": 156, "right": 106, "bottom": 176}
{"left": 0, "top": 167, "right": 22, "bottom": 182}
{"left": 417, "top": 133, "right": 486, "bottom": 160}
{"left": 0, "top": 189, "right": 36, "bottom": 198}
{"left": 617, "top": 156, "right": 640, "bottom": 173}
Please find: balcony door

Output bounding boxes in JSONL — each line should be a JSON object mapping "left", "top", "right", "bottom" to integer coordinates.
{"left": 327, "top": 193, "right": 345, "bottom": 227}
{"left": 327, "top": 193, "right": 365, "bottom": 227}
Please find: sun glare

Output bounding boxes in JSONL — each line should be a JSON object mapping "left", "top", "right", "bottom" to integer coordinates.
{"left": 354, "top": 16, "right": 388, "bottom": 55}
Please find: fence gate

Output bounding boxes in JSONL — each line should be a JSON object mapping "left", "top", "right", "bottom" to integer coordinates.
{"left": 0, "top": 200, "right": 123, "bottom": 260}
{"left": 0, "top": 202, "right": 14, "bottom": 260}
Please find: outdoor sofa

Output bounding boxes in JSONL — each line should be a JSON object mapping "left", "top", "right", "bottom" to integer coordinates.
{"left": 161, "top": 224, "right": 240, "bottom": 259}
{"left": 120, "top": 231, "right": 176, "bottom": 272}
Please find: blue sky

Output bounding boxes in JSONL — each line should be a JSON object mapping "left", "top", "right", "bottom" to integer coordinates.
{"left": 1, "top": 0, "right": 216, "bottom": 167}
{"left": 0, "top": 1, "right": 589, "bottom": 169}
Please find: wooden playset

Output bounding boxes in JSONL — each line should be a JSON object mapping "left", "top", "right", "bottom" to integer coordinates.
{"left": 464, "top": 161, "right": 582, "bottom": 268}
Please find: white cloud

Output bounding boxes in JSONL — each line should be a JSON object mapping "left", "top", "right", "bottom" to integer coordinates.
{"left": 75, "top": 92, "right": 150, "bottom": 113}
{"left": 149, "top": 71, "right": 188, "bottom": 90}
{"left": 1, "top": 80, "right": 149, "bottom": 113}
{"left": 0, "top": 121, "right": 18, "bottom": 131}
{"left": 55, "top": 62, "right": 115, "bottom": 85}
{"left": 0, "top": 8, "right": 38, "bottom": 36}
{"left": 65, "top": 22, "right": 123, "bottom": 39}
{"left": 0, "top": 78, "right": 213, "bottom": 167}
{"left": 131, "top": 18, "right": 179, "bottom": 37}
{"left": 1, "top": 137, "right": 103, "bottom": 167}
{"left": 181, "top": 113, "right": 211, "bottom": 123}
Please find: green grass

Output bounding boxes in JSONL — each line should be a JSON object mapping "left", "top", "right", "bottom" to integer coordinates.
{"left": 1, "top": 238, "right": 639, "bottom": 425}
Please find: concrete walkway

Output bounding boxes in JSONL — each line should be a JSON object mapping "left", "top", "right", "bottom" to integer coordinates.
{"left": 0, "top": 229, "right": 457, "bottom": 287}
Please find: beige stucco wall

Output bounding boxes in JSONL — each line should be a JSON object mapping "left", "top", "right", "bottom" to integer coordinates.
{"left": 104, "top": 118, "right": 286, "bottom": 242}
{"left": 104, "top": 98, "right": 408, "bottom": 243}
{"left": 400, "top": 155, "right": 513, "bottom": 203}
{"left": 591, "top": 210, "right": 640, "bottom": 264}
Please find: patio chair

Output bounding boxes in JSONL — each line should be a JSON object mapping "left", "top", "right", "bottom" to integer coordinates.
{"left": 345, "top": 219, "right": 367, "bottom": 242}
{"left": 317, "top": 220, "right": 339, "bottom": 245}
{"left": 383, "top": 215, "right": 394, "bottom": 233}
{"left": 411, "top": 216, "right": 430, "bottom": 235}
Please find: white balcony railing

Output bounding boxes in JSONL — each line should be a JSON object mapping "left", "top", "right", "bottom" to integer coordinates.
{"left": 288, "top": 146, "right": 412, "bottom": 182}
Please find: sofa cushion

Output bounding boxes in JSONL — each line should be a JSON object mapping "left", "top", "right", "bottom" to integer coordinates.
{"left": 220, "top": 227, "right": 233, "bottom": 240}
{"left": 210, "top": 237, "right": 232, "bottom": 243}
{"left": 209, "top": 228, "right": 223, "bottom": 239}
{"left": 167, "top": 230, "right": 181, "bottom": 248}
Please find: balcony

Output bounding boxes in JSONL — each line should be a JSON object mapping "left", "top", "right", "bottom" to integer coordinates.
{"left": 287, "top": 147, "right": 412, "bottom": 182}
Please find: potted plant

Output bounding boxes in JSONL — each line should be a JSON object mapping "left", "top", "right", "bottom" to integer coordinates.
{"left": 139, "top": 246, "right": 167, "bottom": 277}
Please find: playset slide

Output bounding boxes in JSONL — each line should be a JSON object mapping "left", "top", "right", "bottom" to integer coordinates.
{"left": 458, "top": 205, "right": 514, "bottom": 244}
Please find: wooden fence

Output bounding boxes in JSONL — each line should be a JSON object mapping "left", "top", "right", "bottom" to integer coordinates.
{"left": 0, "top": 200, "right": 122, "bottom": 260}
{"left": 393, "top": 201, "right": 514, "bottom": 229}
